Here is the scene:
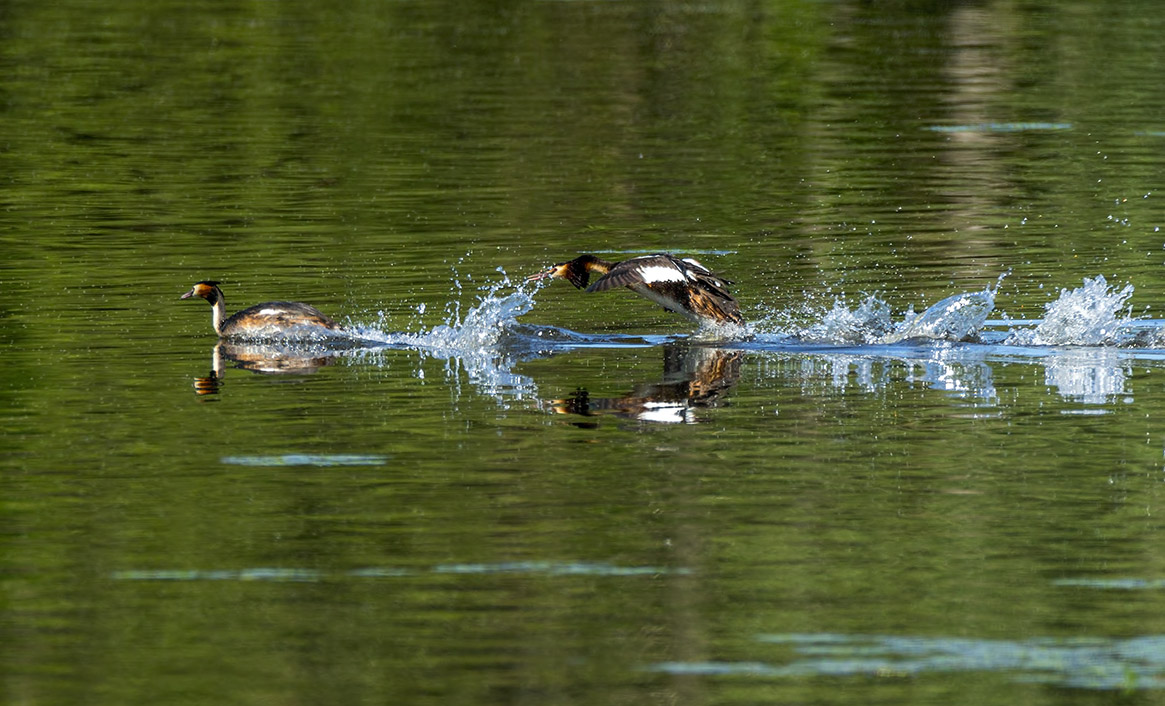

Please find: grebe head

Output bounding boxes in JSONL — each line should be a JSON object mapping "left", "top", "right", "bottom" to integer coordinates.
{"left": 526, "top": 255, "right": 609, "bottom": 289}
{"left": 181, "top": 281, "right": 230, "bottom": 336}
{"left": 181, "top": 281, "right": 224, "bottom": 304}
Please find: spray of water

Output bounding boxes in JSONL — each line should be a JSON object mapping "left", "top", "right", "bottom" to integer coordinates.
{"left": 766, "top": 277, "right": 1000, "bottom": 346}
{"left": 795, "top": 295, "right": 895, "bottom": 344}
{"left": 265, "top": 267, "right": 1165, "bottom": 411}
{"left": 1004, "top": 275, "right": 1137, "bottom": 347}
{"left": 345, "top": 267, "right": 539, "bottom": 399}
{"left": 882, "top": 284, "right": 997, "bottom": 344}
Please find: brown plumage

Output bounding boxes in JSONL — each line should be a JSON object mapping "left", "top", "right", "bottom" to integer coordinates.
{"left": 527, "top": 253, "right": 743, "bottom": 326}
{"left": 180, "top": 281, "right": 342, "bottom": 339}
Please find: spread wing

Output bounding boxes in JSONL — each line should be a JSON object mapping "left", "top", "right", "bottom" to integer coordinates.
{"left": 586, "top": 255, "right": 690, "bottom": 293}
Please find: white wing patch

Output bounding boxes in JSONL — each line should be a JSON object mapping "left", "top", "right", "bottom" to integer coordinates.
{"left": 256, "top": 308, "right": 287, "bottom": 317}
{"left": 635, "top": 264, "right": 687, "bottom": 284}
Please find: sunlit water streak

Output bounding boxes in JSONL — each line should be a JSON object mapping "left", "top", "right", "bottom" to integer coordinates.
{"left": 1055, "top": 578, "right": 1165, "bottom": 590}
{"left": 111, "top": 562, "right": 692, "bottom": 581}
{"left": 923, "top": 122, "right": 1074, "bottom": 133}
{"left": 650, "top": 632, "right": 1165, "bottom": 690}
{"left": 220, "top": 454, "right": 389, "bottom": 466}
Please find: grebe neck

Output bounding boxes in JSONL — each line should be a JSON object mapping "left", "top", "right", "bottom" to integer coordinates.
{"left": 211, "top": 298, "right": 227, "bottom": 336}
{"left": 566, "top": 255, "right": 614, "bottom": 289}
{"left": 198, "top": 286, "right": 228, "bottom": 336}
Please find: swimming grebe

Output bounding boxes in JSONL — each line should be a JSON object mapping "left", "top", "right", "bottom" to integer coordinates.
{"left": 180, "top": 281, "right": 343, "bottom": 339}
{"left": 527, "top": 253, "right": 743, "bottom": 326}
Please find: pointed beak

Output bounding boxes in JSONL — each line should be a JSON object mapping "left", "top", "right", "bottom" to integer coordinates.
{"left": 525, "top": 267, "right": 556, "bottom": 283}
{"left": 527, "top": 264, "right": 568, "bottom": 283}
{"left": 180, "top": 289, "right": 195, "bottom": 300}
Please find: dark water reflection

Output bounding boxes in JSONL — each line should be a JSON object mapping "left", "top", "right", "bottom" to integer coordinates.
{"left": 540, "top": 344, "right": 743, "bottom": 424}
{"left": 5, "top": 0, "right": 1165, "bottom": 704}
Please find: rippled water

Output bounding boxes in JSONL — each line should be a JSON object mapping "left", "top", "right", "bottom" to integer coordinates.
{"left": 5, "top": 1, "right": 1165, "bottom": 704}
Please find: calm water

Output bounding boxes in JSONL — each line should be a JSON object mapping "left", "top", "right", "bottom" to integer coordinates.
{"left": 4, "top": 0, "right": 1165, "bottom": 703}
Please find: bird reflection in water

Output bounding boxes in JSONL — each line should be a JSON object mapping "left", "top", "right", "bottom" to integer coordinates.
{"left": 193, "top": 340, "right": 339, "bottom": 395}
{"left": 544, "top": 343, "right": 742, "bottom": 425}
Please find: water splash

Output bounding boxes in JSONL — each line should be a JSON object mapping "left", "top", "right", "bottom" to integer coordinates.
{"left": 348, "top": 270, "right": 540, "bottom": 399}
{"left": 224, "top": 269, "right": 1165, "bottom": 411}
{"left": 787, "top": 280, "right": 997, "bottom": 346}
{"left": 882, "top": 285, "right": 996, "bottom": 344}
{"left": 796, "top": 295, "right": 895, "bottom": 344}
{"left": 350, "top": 269, "right": 533, "bottom": 349}
{"left": 1005, "top": 275, "right": 1137, "bottom": 346}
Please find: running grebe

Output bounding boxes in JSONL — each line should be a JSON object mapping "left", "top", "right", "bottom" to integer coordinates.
{"left": 527, "top": 254, "right": 743, "bottom": 326}
{"left": 180, "top": 281, "right": 342, "bottom": 339}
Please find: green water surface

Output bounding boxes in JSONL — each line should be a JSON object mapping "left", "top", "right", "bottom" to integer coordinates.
{"left": 4, "top": 1, "right": 1165, "bottom": 704}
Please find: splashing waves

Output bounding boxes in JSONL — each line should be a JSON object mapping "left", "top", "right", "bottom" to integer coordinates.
{"left": 1004, "top": 275, "right": 1137, "bottom": 347}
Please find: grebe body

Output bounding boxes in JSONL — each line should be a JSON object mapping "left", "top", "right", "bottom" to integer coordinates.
{"left": 527, "top": 254, "right": 743, "bottom": 326}
{"left": 180, "top": 281, "right": 342, "bottom": 339}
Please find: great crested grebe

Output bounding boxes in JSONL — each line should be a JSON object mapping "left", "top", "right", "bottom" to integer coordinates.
{"left": 527, "top": 253, "right": 743, "bottom": 326}
{"left": 180, "top": 281, "right": 343, "bottom": 339}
